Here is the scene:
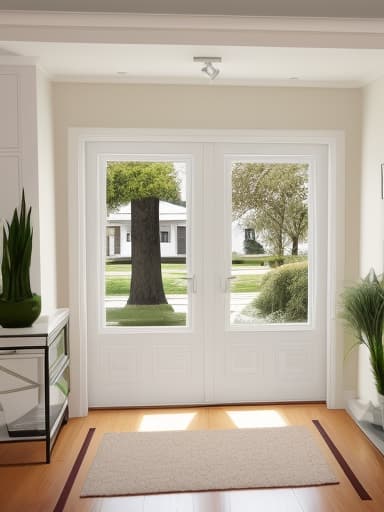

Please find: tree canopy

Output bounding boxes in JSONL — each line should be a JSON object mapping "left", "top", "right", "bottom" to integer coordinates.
{"left": 232, "top": 163, "right": 308, "bottom": 256}
{"left": 106, "top": 161, "right": 181, "bottom": 211}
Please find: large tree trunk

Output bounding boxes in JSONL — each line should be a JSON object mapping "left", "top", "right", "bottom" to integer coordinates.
{"left": 291, "top": 236, "right": 299, "bottom": 256}
{"left": 127, "top": 197, "right": 168, "bottom": 305}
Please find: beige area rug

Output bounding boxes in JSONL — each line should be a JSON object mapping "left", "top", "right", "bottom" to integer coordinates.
{"left": 81, "top": 426, "right": 338, "bottom": 497}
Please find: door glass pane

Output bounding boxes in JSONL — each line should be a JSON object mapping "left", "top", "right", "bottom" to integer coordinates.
{"left": 104, "top": 160, "right": 189, "bottom": 327}
{"left": 230, "top": 161, "right": 309, "bottom": 326}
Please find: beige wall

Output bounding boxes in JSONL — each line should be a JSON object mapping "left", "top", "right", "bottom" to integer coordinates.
{"left": 37, "top": 69, "right": 57, "bottom": 314}
{"left": 53, "top": 82, "right": 362, "bottom": 391}
{"left": 359, "top": 78, "right": 384, "bottom": 404}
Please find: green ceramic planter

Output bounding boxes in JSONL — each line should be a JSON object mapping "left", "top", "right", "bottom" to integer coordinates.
{"left": 0, "top": 294, "right": 41, "bottom": 328}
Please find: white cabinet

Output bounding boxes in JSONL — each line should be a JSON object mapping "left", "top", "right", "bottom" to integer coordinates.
{"left": 0, "top": 309, "right": 69, "bottom": 463}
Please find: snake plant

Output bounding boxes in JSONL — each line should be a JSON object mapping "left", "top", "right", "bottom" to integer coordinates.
{"left": 1, "top": 190, "right": 33, "bottom": 302}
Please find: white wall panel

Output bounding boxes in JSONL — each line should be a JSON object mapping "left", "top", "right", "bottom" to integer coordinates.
{"left": 0, "top": 63, "right": 48, "bottom": 298}
{"left": 0, "top": 155, "right": 20, "bottom": 223}
{"left": 0, "top": 74, "right": 19, "bottom": 151}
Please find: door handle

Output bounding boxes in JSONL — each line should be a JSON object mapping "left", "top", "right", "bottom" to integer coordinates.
{"left": 182, "top": 274, "right": 197, "bottom": 293}
{"left": 224, "top": 275, "right": 236, "bottom": 292}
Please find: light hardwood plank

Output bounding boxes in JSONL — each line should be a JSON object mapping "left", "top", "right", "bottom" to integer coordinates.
{"left": 0, "top": 405, "right": 383, "bottom": 512}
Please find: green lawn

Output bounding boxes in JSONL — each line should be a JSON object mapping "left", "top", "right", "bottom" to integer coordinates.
{"left": 106, "top": 263, "right": 186, "bottom": 273}
{"left": 106, "top": 275, "right": 187, "bottom": 295}
{"left": 105, "top": 273, "right": 263, "bottom": 295}
{"left": 230, "top": 274, "right": 263, "bottom": 293}
{"left": 106, "top": 257, "right": 307, "bottom": 274}
{"left": 104, "top": 259, "right": 307, "bottom": 326}
{"left": 106, "top": 304, "right": 186, "bottom": 326}
{"left": 106, "top": 262, "right": 265, "bottom": 273}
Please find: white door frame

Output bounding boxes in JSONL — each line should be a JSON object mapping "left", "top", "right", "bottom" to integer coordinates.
{"left": 68, "top": 128, "right": 345, "bottom": 417}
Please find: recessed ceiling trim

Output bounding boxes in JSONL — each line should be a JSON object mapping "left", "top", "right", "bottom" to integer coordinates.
{"left": 51, "top": 74, "right": 363, "bottom": 88}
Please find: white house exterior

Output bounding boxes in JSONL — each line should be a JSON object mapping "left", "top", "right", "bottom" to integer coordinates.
{"left": 106, "top": 201, "right": 187, "bottom": 258}
{"left": 106, "top": 200, "right": 250, "bottom": 258}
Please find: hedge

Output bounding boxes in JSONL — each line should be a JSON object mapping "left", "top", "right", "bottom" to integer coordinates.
{"left": 254, "top": 261, "right": 308, "bottom": 322}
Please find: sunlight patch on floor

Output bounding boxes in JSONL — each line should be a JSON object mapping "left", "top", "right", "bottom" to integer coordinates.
{"left": 138, "top": 412, "right": 196, "bottom": 431}
{"left": 226, "top": 410, "right": 287, "bottom": 428}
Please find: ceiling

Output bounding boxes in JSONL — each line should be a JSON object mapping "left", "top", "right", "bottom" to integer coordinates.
{"left": 1, "top": 41, "right": 384, "bottom": 87}
{"left": 1, "top": 0, "right": 384, "bottom": 18}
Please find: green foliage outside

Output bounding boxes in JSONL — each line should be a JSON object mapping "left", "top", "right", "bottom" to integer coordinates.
{"left": 106, "top": 160, "right": 181, "bottom": 306}
{"left": 251, "top": 261, "right": 308, "bottom": 322}
{"left": 265, "top": 255, "right": 306, "bottom": 266}
{"left": 243, "top": 239, "right": 265, "bottom": 254}
{"left": 232, "top": 163, "right": 308, "bottom": 256}
{"left": 230, "top": 255, "right": 306, "bottom": 267}
{"left": 106, "top": 304, "right": 186, "bottom": 326}
{"left": 267, "top": 257, "right": 285, "bottom": 268}
{"left": 107, "top": 161, "right": 180, "bottom": 210}
{"left": 232, "top": 258, "right": 265, "bottom": 265}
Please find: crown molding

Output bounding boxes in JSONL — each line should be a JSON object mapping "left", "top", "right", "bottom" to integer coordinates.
{"left": 0, "top": 55, "right": 38, "bottom": 66}
{"left": 1, "top": 12, "right": 384, "bottom": 47}
{"left": 0, "top": 11, "right": 384, "bottom": 30}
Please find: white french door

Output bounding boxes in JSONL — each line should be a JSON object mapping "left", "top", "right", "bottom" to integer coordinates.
{"left": 208, "top": 143, "right": 328, "bottom": 402}
{"left": 86, "top": 141, "right": 206, "bottom": 406}
{"left": 85, "top": 139, "right": 328, "bottom": 406}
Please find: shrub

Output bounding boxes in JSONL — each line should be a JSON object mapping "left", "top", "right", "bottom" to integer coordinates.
{"left": 231, "top": 257, "right": 265, "bottom": 266}
{"left": 255, "top": 261, "right": 308, "bottom": 322}
{"left": 243, "top": 239, "right": 265, "bottom": 255}
{"left": 267, "top": 256, "right": 285, "bottom": 268}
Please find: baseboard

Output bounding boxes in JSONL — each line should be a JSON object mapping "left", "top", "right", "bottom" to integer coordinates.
{"left": 346, "top": 398, "right": 384, "bottom": 457}
{"left": 343, "top": 389, "right": 357, "bottom": 406}
{"left": 88, "top": 400, "right": 326, "bottom": 411}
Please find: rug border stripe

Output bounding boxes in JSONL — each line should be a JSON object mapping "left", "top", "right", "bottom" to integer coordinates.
{"left": 81, "top": 481, "right": 339, "bottom": 499}
{"left": 312, "top": 419, "right": 371, "bottom": 501}
{"left": 53, "top": 427, "right": 96, "bottom": 512}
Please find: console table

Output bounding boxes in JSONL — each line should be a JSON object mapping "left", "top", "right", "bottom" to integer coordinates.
{"left": 0, "top": 309, "right": 69, "bottom": 463}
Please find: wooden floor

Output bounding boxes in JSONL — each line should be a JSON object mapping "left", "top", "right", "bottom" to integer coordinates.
{"left": 0, "top": 404, "right": 384, "bottom": 511}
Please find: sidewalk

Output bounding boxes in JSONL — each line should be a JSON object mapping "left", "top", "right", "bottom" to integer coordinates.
{"left": 105, "top": 292, "right": 258, "bottom": 316}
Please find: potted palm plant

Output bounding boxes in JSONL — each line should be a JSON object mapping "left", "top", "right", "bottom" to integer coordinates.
{"left": 341, "top": 269, "right": 384, "bottom": 427}
{"left": 0, "top": 191, "right": 41, "bottom": 327}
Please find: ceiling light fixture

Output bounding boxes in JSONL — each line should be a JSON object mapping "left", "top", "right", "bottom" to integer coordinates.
{"left": 193, "top": 56, "right": 221, "bottom": 80}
